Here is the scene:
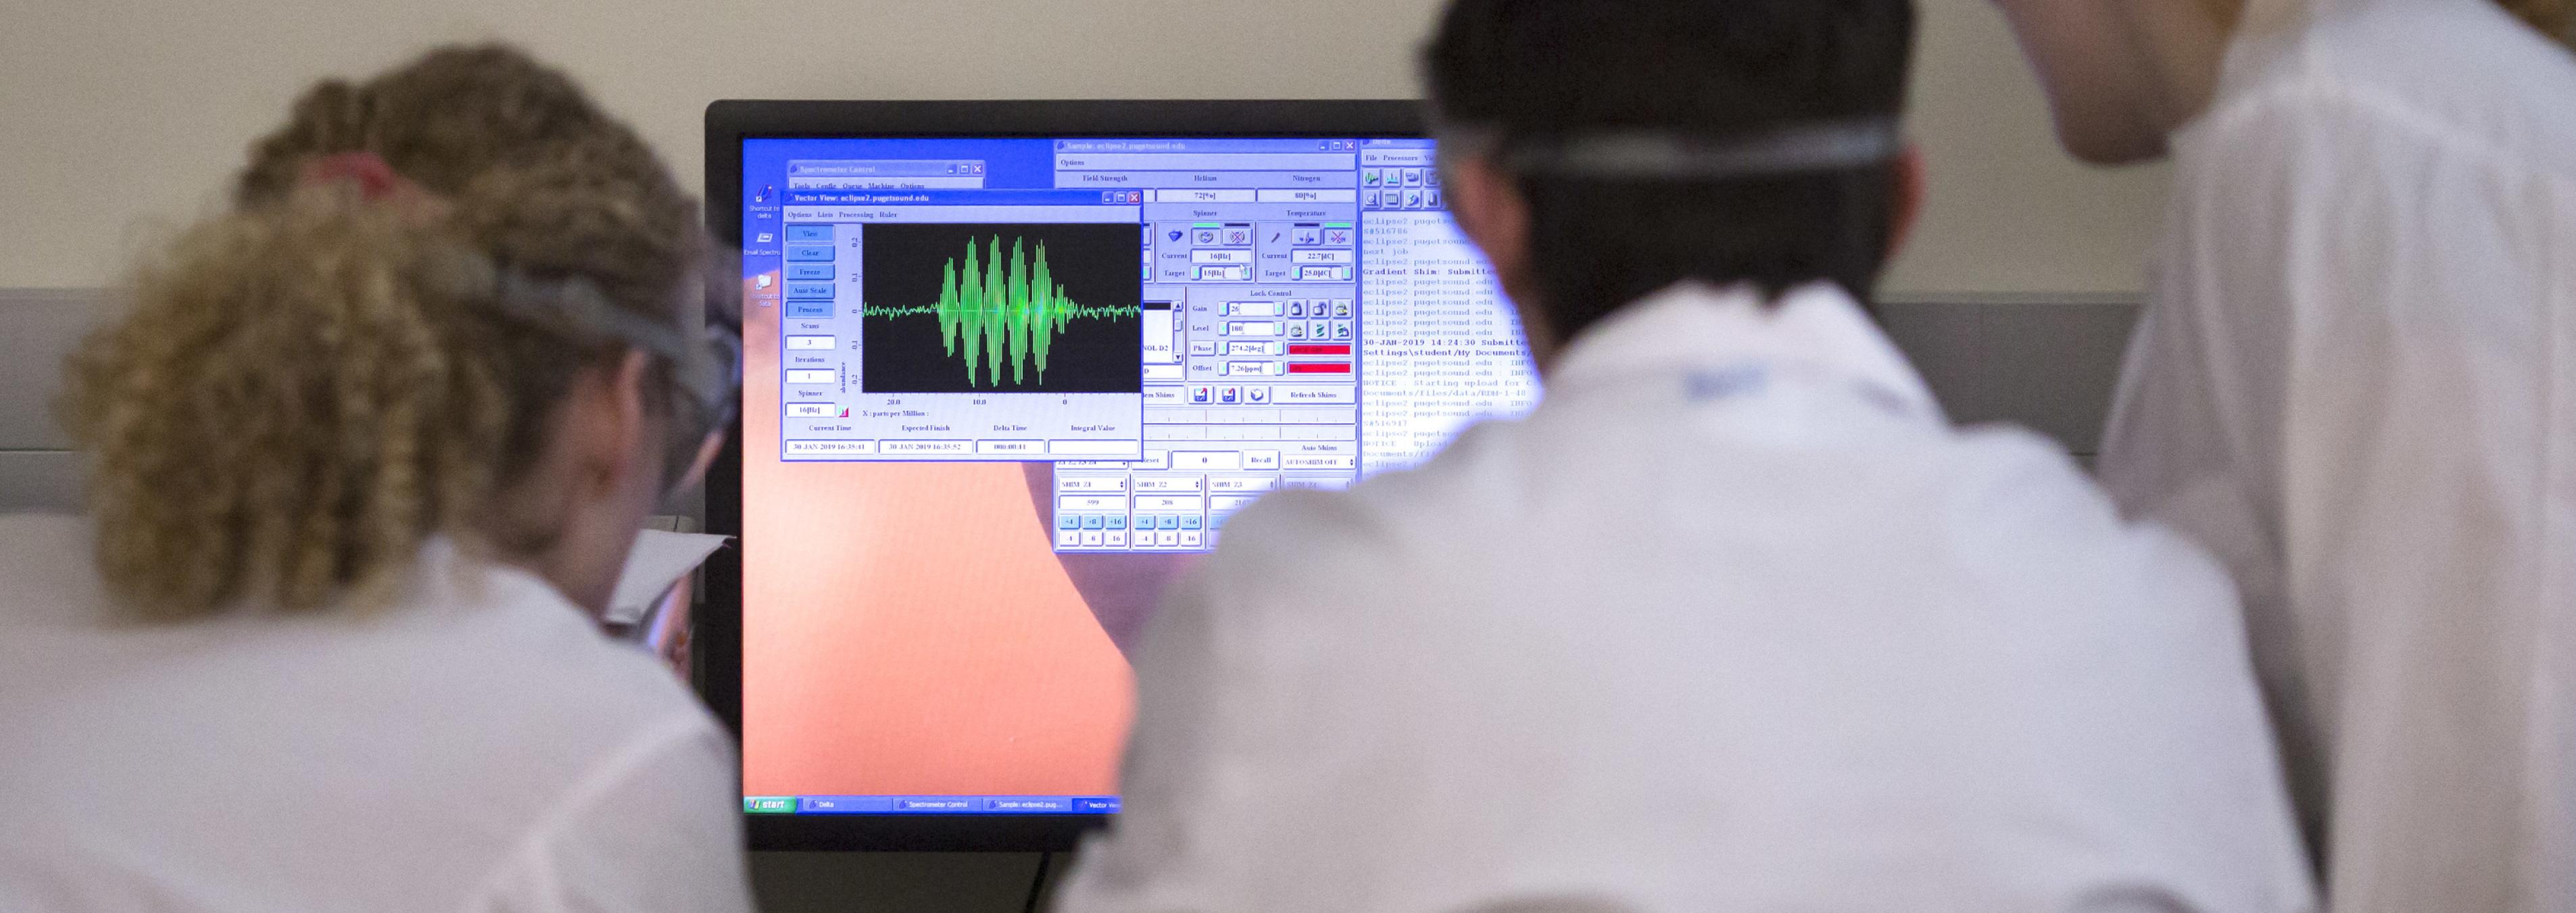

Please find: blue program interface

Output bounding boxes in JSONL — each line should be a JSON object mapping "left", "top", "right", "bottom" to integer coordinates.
{"left": 744, "top": 136, "right": 1538, "bottom": 569}
{"left": 739, "top": 138, "right": 1539, "bottom": 815}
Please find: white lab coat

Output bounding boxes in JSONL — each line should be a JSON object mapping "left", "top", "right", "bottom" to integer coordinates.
{"left": 2098, "top": 0, "right": 2576, "bottom": 908}
{"left": 1054, "top": 283, "right": 2315, "bottom": 913}
{"left": 0, "top": 514, "right": 753, "bottom": 913}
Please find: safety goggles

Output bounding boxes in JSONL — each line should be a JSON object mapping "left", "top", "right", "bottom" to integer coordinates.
{"left": 1432, "top": 116, "right": 1903, "bottom": 180}
{"left": 663, "top": 285, "right": 742, "bottom": 503}
{"left": 485, "top": 262, "right": 743, "bottom": 503}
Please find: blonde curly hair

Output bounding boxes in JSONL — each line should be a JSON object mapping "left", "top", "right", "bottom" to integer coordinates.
{"left": 2501, "top": 0, "right": 2576, "bottom": 44}
{"left": 61, "top": 45, "right": 706, "bottom": 620}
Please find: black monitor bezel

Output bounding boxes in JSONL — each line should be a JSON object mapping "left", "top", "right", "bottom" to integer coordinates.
{"left": 703, "top": 99, "right": 1426, "bottom": 852}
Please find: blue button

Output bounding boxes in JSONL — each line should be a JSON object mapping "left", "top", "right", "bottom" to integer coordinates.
{"left": 785, "top": 282, "right": 835, "bottom": 300}
{"left": 787, "top": 245, "right": 835, "bottom": 262}
{"left": 1059, "top": 514, "right": 1079, "bottom": 530}
{"left": 1082, "top": 515, "right": 1104, "bottom": 530}
{"left": 897, "top": 797, "right": 975, "bottom": 812}
{"left": 786, "top": 224, "right": 833, "bottom": 243}
{"left": 986, "top": 797, "right": 1073, "bottom": 812}
{"left": 1108, "top": 516, "right": 1127, "bottom": 530}
{"left": 785, "top": 301, "right": 833, "bottom": 319}
{"left": 800, "top": 796, "right": 896, "bottom": 814}
{"left": 1182, "top": 516, "right": 1202, "bottom": 530}
{"left": 787, "top": 264, "right": 835, "bottom": 280}
{"left": 1158, "top": 515, "right": 1180, "bottom": 530}
{"left": 1072, "top": 797, "right": 1122, "bottom": 813}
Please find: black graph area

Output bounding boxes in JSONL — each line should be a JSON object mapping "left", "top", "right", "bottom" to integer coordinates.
{"left": 860, "top": 222, "right": 1144, "bottom": 395}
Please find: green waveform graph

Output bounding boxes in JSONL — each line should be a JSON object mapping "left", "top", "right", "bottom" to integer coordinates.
{"left": 860, "top": 235, "right": 1140, "bottom": 389}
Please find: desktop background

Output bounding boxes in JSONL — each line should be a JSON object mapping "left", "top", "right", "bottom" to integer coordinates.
{"left": 741, "top": 277, "right": 1135, "bottom": 798}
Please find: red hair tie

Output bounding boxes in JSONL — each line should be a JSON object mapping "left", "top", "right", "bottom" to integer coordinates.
{"left": 300, "top": 151, "right": 412, "bottom": 202}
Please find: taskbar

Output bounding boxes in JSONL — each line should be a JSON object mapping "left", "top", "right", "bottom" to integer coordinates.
{"left": 745, "top": 795, "right": 1121, "bottom": 815}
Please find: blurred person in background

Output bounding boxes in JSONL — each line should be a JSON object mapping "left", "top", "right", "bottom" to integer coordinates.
{"left": 1988, "top": 0, "right": 2576, "bottom": 908}
{"left": 1050, "top": 1, "right": 2314, "bottom": 910}
{"left": 0, "top": 45, "right": 750, "bottom": 913}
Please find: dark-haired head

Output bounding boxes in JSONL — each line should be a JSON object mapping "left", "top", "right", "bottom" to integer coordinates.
{"left": 1423, "top": 0, "right": 1921, "bottom": 366}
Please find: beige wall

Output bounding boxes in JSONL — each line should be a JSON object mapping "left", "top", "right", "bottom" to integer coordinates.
{"left": 0, "top": 0, "right": 2165, "bottom": 295}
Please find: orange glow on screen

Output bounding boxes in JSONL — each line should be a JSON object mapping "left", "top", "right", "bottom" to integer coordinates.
{"left": 740, "top": 282, "right": 1134, "bottom": 797}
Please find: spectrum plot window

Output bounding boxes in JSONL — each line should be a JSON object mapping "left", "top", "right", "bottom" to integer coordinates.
{"left": 744, "top": 137, "right": 1538, "bottom": 541}
{"left": 771, "top": 167, "right": 1148, "bottom": 462}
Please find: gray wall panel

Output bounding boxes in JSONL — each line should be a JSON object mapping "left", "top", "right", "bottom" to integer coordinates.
{"left": 0, "top": 288, "right": 99, "bottom": 450}
{"left": 1878, "top": 295, "right": 2139, "bottom": 456}
{"left": 0, "top": 450, "right": 82, "bottom": 514}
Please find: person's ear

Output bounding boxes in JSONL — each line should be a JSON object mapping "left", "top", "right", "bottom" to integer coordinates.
{"left": 671, "top": 428, "right": 724, "bottom": 499}
{"left": 1444, "top": 154, "right": 1561, "bottom": 362}
{"left": 1445, "top": 155, "right": 1533, "bottom": 296}
{"left": 1887, "top": 145, "right": 1928, "bottom": 265}
{"left": 566, "top": 350, "right": 656, "bottom": 499}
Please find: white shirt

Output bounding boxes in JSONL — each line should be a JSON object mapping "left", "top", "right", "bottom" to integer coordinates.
{"left": 1054, "top": 283, "right": 2316, "bottom": 913}
{"left": 2099, "top": 1, "right": 2576, "bottom": 908}
{"left": 0, "top": 514, "right": 752, "bottom": 913}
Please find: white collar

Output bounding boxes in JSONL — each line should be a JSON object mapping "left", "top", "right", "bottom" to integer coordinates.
{"left": 404, "top": 535, "right": 586, "bottom": 621}
{"left": 1548, "top": 280, "right": 1942, "bottom": 420}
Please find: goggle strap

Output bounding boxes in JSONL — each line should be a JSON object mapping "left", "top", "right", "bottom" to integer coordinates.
{"left": 486, "top": 268, "right": 735, "bottom": 413}
{"left": 1438, "top": 117, "right": 1903, "bottom": 180}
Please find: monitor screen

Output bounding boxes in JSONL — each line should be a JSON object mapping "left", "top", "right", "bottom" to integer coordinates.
{"left": 733, "top": 129, "right": 1538, "bottom": 822}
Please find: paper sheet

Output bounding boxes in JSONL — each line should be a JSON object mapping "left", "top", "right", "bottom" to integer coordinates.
{"left": 607, "top": 530, "right": 731, "bottom": 624}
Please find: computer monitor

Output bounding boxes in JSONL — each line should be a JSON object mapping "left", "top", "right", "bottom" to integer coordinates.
{"left": 702, "top": 101, "right": 1540, "bottom": 851}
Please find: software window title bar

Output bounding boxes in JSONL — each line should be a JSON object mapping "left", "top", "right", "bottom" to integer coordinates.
{"left": 1053, "top": 139, "right": 1357, "bottom": 153}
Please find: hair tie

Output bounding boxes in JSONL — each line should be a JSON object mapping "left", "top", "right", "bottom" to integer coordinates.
{"left": 300, "top": 151, "right": 414, "bottom": 202}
